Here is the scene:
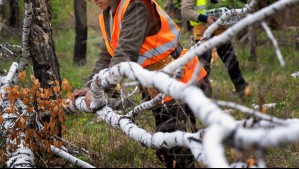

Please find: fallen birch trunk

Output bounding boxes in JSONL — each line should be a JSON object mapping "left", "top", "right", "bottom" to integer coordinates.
{"left": 67, "top": 0, "right": 299, "bottom": 167}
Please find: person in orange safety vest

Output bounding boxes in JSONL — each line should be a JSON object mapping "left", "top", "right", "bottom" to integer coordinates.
{"left": 72, "top": 0, "right": 212, "bottom": 167}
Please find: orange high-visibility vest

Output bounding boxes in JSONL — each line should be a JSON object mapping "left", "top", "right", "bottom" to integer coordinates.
{"left": 99, "top": 0, "right": 207, "bottom": 102}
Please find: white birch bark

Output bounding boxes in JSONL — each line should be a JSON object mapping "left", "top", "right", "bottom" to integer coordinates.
{"left": 0, "top": 63, "right": 36, "bottom": 168}
{"left": 0, "top": 62, "right": 18, "bottom": 106}
{"left": 0, "top": 63, "right": 94, "bottom": 168}
{"left": 64, "top": 0, "right": 298, "bottom": 167}
{"left": 4, "top": 0, "right": 290, "bottom": 167}
{"left": 6, "top": 141, "right": 35, "bottom": 168}
{"left": 202, "top": 0, "right": 259, "bottom": 39}
{"left": 261, "top": 21, "right": 285, "bottom": 67}
{"left": 163, "top": 0, "right": 298, "bottom": 77}
{"left": 96, "top": 106, "right": 207, "bottom": 163}
{"left": 68, "top": 61, "right": 299, "bottom": 167}
{"left": 51, "top": 145, "right": 95, "bottom": 168}
{"left": 291, "top": 71, "right": 299, "bottom": 78}
{"left": 12, "top": 1, "right": 33, "bottom": 84}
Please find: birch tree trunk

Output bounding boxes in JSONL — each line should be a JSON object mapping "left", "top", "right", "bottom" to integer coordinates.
{"left": 73, "top": 0, "right": 87, "bottom": 66}
{"left": 29, "top": 0, "right": 61, "bottom": 89}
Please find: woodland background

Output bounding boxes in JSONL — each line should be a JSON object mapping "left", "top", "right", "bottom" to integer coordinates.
{"left": 0, "top": 0, "right": 299, "bottom": 168}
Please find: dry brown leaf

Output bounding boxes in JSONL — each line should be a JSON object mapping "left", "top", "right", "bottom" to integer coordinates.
{"left": 246, "top": 157, "right": 256, "bottom": 167}
{"left": 53, "top": 86, "right": 60, "bottom": 94}
{"left": 53, "top": 140, "right": 62, "bottom": 148}
{"left": 53, "top": 106, "right": 59, "bottom": 112}
{"left": 22, "top": 97, "right": 30, "bottom": 104}
{"left": 30, "top": 75, "right": 35, "bottom": 81}
{"left": 19, "top": 71, "right": 26, "bottom": 83}
{"left": 61, "top": 125, "right": 66, "bottom": 135}
{"left": 0, "top": 115, "right": 4, "bottom": 124}
{"left": 27, "top": 107, "right": 34, "bottom": 113}
{"left": 85, "top": 90, "right": 93, "bottom": 108}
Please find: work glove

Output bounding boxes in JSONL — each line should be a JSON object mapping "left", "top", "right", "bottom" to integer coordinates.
{"left": 211, "top": 0, "right": 218, "bottom": 4}
{"left": 198, "top": 15, "right": 217, "bottom": 26}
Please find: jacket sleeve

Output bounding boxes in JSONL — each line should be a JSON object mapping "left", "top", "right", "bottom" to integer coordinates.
{"left": 181, "top": 0, "right": 200, "bottom": 22}
{"left": 109, "top": 1, "right": 150, "bottom": 67}
{"left": 84, "top": 42, "right": 112, "bottom": 87}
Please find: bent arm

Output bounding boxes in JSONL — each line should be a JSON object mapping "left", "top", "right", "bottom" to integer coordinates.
{"left": 85, "top": 44, "right": 112, "bottom": 87}
{"left": 181, "top": 0, "right": 200, "bottom": 22}
{"left": 110, "top": 1, "right": 150, "bottom": 66}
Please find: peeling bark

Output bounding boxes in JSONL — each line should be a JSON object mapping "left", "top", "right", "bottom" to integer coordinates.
{"left": 29, "top": 0, "right": 61, "bottom": 89}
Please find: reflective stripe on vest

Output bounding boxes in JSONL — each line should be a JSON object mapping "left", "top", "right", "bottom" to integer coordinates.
{"left": 190, "top": 0, "right": 206, "bottom": 26}
{"left": 99, "top": 0, "right": 181, "bottom": 68}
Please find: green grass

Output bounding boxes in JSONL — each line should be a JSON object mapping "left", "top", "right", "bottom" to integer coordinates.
{"left": 63, "top": 112, "right": 163, "bottom": 167}
{"left": 57, "top": 27, "right": 299, "bottom": 167}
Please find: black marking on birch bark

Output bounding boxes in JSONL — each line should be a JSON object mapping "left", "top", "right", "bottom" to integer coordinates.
{"left": 11, "top": 161, "right": 35, "bottom": 168}
{"left": 129, "top": 63, "right": 138, "bottom": 81}
{"left": 119, "top": 116, "right": 132, "bottom": 126}
{"left": 119, "top": 116, "right": 132, "bottom": 121}
{"left": 196, "top": 153, "right": 202, "bottom": 160}
{"left": 9, "top": 157, "right": 18, "bottom": 166}
{"left": 162, "top": 140, "right": 168, "bottom": 146}
{"left": 110, "top": 68, "right": 115, "bottom": 76}
{"left": 103, "top": 69, "right": 110, "bottom": 74}
{"left": 140, "top": 140, "right": 146, "bottom": 147}
{"left": 225, "top": 127, "right": 245, "bottom": 151}
{"left": 93, "top": 104, "right": 106, "bottom": 111}
{"left": 117, "top": 64, "right": 121, "bottom": 75}
{"left": 188, "top": 136, "right": 202, "bottom": 144}
{"left": 103, "top": 114, "right": 109, "bottom": 121}
{"left": 127, "top": 126, "right": 134, "bottom": 135}
{"left": 109, "top": 116, "right": 113, "bottom": 124}
{"left": 92, "top": 93, "right": 103, "bottom": 99}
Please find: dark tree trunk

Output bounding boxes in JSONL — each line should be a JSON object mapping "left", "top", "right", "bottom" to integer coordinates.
{"left": 9, "top": 0, "right": 19, "bottom": 27}
{"left": 73, "top": 0, "right": 87, "bottom": 66}
{"left": 29, "top": 0, "right": 61, "bottom": 89}
{"left": 248, "top": 23, "right": 257, "bottom": 61}
{"left": 0, "top": 0, "right": 5, "bottom": 32}
{"left": 257, "top": 0, "right": 279, "bottom": 29}
{"left": 165, "top": 0, "right": 175, "bottom": 19}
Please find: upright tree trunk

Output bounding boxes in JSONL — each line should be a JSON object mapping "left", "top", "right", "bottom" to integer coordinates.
{"left": 73, "top": 0, "right": 87, "bottom": 66}
{"left": 0, "top": 0, "right": 4, "bottom": 16}
{"left": 0, "top": 0, "right": 4, "bottom": 32}
{"left": 247, "top": 0, "right": 256, "bottom": 61}
{"left": 257, "top": 0, "right": 279, "bottom": 29}
{"left": 29, "top": 0, "right": 61, "bottom": 89}
{"left": 9, "top": 0, "right": 19, "bottom": 27}
{"left": 248, "top": 23, "right": 257, "bottom": 61}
